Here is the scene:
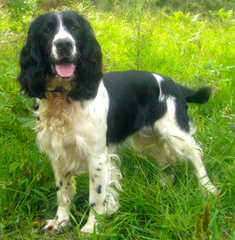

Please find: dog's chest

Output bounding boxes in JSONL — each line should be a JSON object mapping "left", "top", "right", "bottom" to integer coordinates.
{"left": 36, "top": 94, "right": 104, "bottom": 170}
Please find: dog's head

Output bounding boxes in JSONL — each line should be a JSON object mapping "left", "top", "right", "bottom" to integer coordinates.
{"left": 18, "top": 11, "right": 102, "bottom": 100}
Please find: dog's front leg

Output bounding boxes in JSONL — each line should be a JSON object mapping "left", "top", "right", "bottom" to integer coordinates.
{"left": 81, "top": 152, "right": 109, "bottom": 233}
{"left": 43, "top": 166, "right": 75, "bottom": 232}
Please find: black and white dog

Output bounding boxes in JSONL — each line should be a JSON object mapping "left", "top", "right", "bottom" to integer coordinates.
{"left": 18, "top": 11, "right": 217, "bottom": 233}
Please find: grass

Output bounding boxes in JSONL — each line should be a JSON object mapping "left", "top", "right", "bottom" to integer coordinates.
{"left": 1, "top": 2, "right": 235, "bottom": 239}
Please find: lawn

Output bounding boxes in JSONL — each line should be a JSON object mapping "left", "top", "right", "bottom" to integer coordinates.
{"left": 0, "top": 1, "right": 235, "bottom": 239}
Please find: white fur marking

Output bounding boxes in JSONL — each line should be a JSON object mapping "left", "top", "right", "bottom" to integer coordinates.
{"left": 153, "top": 73, "right": 165, "bottom": 101}
{"left": 51, "top": 14, "right": 76, "bottom": 60}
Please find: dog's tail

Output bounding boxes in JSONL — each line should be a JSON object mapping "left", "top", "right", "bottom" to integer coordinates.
{"left": 179, "top": 85, "right": 212, "bottom": 104}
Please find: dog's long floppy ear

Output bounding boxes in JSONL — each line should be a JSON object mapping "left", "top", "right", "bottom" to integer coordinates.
{"left": 69, "top": 14, "right": 103, "bottom": 100}
{"left": 18, "top": 17, "right": 48, "bottom": 98}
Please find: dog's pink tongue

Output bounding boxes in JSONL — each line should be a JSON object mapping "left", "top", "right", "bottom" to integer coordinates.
{"left": 55, "top": 64, "right": 75, "bottom": 78}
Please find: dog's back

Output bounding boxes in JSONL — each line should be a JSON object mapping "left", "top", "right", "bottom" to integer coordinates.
{"left": 103, "top": 70, "right": 211, "bottom": 144}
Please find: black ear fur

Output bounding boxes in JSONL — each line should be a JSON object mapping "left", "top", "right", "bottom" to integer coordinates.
{"left": 18, "top": 17, "right": 48, "bottom": 98}
{"left": 68, "top": 14, "right": 103, "bottom": 100}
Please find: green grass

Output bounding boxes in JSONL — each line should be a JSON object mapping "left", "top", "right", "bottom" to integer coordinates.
{"left": 1, "top": 2, "right": 235, "bottom": 239}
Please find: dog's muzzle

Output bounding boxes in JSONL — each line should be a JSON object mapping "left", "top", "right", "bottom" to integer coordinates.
{"left": 51, "top": 39, "right": 77, "bottom": 78}
{"left": 54, "top": 39, "right": 73, "bottom": 59}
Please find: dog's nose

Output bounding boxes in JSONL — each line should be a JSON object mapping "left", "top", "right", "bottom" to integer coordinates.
{"left": 55, "top": 39, "right": 73, "bottom": 53}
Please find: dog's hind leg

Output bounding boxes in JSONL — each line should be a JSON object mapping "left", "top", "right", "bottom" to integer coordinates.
{"left": 153, "top": 97, "right": 217, "bottom": 194}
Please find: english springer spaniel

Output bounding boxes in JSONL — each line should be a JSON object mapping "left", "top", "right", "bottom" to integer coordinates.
{"left": 18, "top": 11, "right": 217, "bottom": 233}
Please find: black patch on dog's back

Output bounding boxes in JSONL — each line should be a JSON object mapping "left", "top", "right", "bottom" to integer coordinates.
{"left": 103, "top": 71, "right": 167, "bottom": 144}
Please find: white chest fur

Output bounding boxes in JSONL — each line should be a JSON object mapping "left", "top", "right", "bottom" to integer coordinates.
{"left": 36, "top": 81, "right": 109, "bottom": 175}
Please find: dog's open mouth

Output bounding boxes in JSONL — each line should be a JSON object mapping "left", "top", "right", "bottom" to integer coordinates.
{"left": 55, "top": 63, "right": 76, "bottom": 78}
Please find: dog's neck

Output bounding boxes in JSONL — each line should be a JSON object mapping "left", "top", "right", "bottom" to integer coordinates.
{"left": 47, "top": 75, "right": 74, "bottom": 93}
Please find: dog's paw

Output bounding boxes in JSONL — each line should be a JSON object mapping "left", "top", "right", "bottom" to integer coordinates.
{"left": 80, "top": 223, "right": 96, "bottom": 234}
{"left": 42, "top": 218, "right": 70, "bottom": 233}
{"left": 207, "top": 184, "right": 219, "bottom": 196}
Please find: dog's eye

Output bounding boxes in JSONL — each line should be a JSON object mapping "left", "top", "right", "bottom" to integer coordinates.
{"left": 45, "top": 23, "right": 54, "bottom": 33}
{"left": 68, "top": 24, "right": 77, "bottom": 32}
{"left": 45, "top": 26, "right": 52, "bottom": 33}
